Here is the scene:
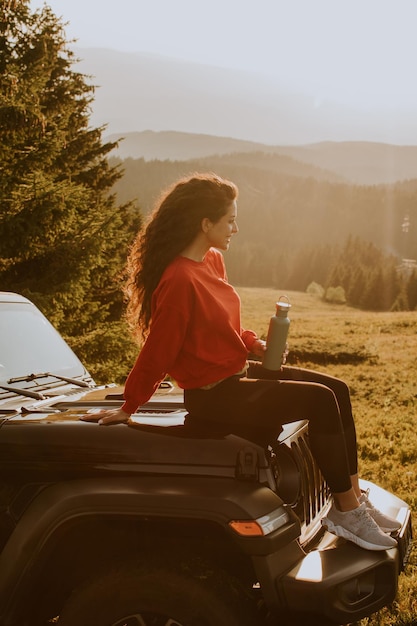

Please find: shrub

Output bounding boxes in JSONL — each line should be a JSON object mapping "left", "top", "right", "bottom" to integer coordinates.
{"left": 324, "top": 285, "right": 346, "bottom": 304}
{"left": 306, "top": 281, "right": 325, "bottom": 298}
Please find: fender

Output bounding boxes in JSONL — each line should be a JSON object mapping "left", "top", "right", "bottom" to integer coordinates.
{"left": 0, "top": 475, "right": 299, "bottom": 622}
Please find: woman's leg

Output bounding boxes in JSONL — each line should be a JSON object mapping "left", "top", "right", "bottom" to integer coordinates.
{"left": 186, "top": 375, "right": 354, "bottom": 495}
{"left": 247, "top": 361, "right": 359, "bottom": 480}
{"left": 185, "top": 373, "right": 398, "bottom": 549}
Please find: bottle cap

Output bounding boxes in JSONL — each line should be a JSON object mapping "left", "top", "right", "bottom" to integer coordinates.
{"left": 276, "top": 295, "right": 291, "bottom": 313}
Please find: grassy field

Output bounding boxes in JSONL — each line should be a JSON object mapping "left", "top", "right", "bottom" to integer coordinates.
{"left": 237, "top": 287, "right": 417, "bottom": 626}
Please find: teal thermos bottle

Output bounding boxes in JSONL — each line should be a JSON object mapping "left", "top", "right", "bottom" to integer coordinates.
{"left": 262, "top": 297, "right": 291, "bottom": 370}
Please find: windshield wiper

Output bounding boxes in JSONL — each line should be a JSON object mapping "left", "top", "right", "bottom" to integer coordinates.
{"left": 8, "top": 372, "right": 93, "bottom": 389}
{"left": 0, "top": 384, "right": 46, "bottom": 400}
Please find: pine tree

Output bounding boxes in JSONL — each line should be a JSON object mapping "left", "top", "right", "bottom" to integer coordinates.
{"left": 0, "top": 0, "right": 139, "bottom": 335}
{"left": 347, "top": 265, "right": 366, "bottom": 307}
{"left": 406, "top": 270, "right": 417, "bottom": 311}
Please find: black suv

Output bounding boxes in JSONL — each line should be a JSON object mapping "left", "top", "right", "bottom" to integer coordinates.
{"left": 0, "top": 292, "right": 413, "bottom": 626}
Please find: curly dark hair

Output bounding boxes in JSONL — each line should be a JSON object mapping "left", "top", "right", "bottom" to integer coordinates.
{"left": 125, "top": 172, "right": 238, "bottom": 339}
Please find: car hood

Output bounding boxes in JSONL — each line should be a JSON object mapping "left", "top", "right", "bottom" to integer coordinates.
{"left": 0, "top": 403, "right": 272, "bottom": 481}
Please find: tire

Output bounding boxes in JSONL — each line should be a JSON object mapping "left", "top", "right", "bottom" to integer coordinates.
{"left": 57, "top": 557, "right": 263, "bottom": 626}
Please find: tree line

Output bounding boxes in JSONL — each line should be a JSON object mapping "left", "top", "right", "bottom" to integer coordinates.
{"left": 225, "top": 236, "right": 417, "bottom": 312}
{"left": 110, "top": 156, "right": 417, "bottom": 312}
{"left": 110, "top": 154, "right": 417, "bottom": 262}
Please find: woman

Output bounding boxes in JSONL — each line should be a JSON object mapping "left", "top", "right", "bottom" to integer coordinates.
{"left": 81, "top": 172, "right": 400, "bottom": 551}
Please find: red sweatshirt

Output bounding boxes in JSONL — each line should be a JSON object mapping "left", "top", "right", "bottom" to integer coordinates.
{"left": 121, "top": 248, "right": 258, "bottom": 414}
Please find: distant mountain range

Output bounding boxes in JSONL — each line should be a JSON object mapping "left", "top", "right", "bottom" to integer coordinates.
{"left": 105, "top": 130, "right": 417, "bottom": 185}
{"left": 75, "top": 47, "right": 417, "bottom": 150}
{"left": 72, "top": 47, "right": 417, "bottom": 185}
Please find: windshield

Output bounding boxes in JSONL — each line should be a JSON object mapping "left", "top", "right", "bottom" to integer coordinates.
{"left": 0, "top": 302, "right": 87, "bottom": 384}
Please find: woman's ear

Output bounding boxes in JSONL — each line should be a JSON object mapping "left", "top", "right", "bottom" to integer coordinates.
{"left": 201, "top": 217, "right": 213, "bottom": 234}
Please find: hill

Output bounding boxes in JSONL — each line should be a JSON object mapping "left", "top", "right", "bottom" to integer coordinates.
{"left": 106, "top": 130, "right": 417, "bottom": 185}
{"left": 110, "top": 154, "right": 417, "bottom": 276}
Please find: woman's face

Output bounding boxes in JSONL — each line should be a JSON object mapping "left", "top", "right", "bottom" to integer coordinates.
{"left": 204, "top": 200, "right": 238, "bottom": 251}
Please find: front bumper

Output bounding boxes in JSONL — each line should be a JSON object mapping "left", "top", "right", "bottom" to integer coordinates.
{"left": 263, "top": 482, "right": 413, "bottom": 624}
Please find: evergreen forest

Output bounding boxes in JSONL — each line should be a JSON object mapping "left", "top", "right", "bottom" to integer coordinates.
{"left": 110, "top": 155, "right": 417, "bottom": 312}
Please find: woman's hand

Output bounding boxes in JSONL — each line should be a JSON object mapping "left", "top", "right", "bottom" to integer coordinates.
{"left": 251, "top": 339, "right": 266, "bottom": 358}
{"left": 80, "top": 408, "right": 131, "bottom": 425}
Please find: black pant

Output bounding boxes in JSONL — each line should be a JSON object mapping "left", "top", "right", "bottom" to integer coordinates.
{"left": 184, "top": 361, "right": 358, "bottom": 494}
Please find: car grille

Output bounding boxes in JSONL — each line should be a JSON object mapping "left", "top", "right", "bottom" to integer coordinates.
{"left": 275, "top": 422, "right": 331, "bottom": 542}
{"left": 291, "top": 431, "right": 330, "bottom": 526}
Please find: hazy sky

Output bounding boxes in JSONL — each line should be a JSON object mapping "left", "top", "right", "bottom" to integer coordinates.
{"left": 30, "top": 0, "right": 417, "bottom": 112}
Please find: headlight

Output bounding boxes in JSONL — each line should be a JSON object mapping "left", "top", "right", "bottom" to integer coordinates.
{"left": 229, "top": 507, "right": 290, "bottom": 537}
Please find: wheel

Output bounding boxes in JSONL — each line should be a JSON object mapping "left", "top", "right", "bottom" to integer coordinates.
{"left": 57, "top": 557, "right": 263, "bottom": 626}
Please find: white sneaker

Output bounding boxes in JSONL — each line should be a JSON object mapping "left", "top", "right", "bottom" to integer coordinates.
{"left": 359, "top": 490, "right": 402, "bottom": 533}
{"left": 322, "top": 503, "right": 397, "bottom": 551}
